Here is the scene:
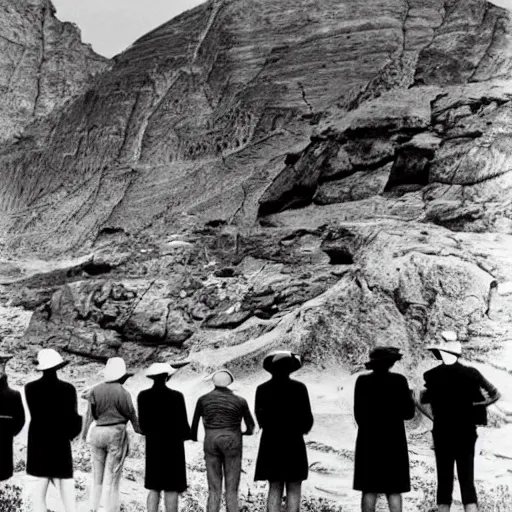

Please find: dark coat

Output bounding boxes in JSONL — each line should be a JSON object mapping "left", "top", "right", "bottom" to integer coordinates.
{"left": 0, "top": 376, "right": 25, "bottom": 481}
{"left": 254, "top": 377, "right": 313, "bottom": 482}
{"left": 422, "top": 362, "right": 499, "bottom": 434}
{"left": 137, "top": 384, "right": 191, "bottom": 492}
{"left": 25, "top": 374, "right": 82, "bottom": 478}
{"left": 353, "top": 371, "right": 415, "bottom": 494}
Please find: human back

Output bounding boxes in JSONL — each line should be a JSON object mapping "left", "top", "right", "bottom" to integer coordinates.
{"left": 197, "top": 387, "right": 249, "bottom": 431}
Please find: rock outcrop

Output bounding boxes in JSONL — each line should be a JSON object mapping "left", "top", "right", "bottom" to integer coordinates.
{"left": 0, "top": 0, "right": 109, "bottom": 142}
{"left": 0, "top": 0, "right": 511, "bottom": 375}
{"left": 0, "top": 0, "right": 512, "bottom": 254}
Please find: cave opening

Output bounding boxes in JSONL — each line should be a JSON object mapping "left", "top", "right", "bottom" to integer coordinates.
{"left": 323, "top": 246, "right": 354, "bottom": 265}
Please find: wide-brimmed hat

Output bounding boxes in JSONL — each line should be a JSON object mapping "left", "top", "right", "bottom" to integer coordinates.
{"left": 103, "top": 357, "right": 133, "bottom": 382}
{"left": 211, "top": 370, "right": 234, "bottom": 388}
{"left": 427, "top": 339, "right": 461, "bottom": 359}
{"left": 263, "top": 350, "right": 302, "bottom": 375}
{"left": 146, "top": 362, "right": 177, "bottom": 379}
{"left": 36, "top": 348, "right": 68, "bottom": 371}
{"left": 364, "top": 346, "right": 402, "bottom": 369}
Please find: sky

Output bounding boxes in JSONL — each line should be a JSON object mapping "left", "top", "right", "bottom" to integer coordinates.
{"left": 53, "top": 0, "right": 512, "bottom": 59}
{"left": 52, "top": 0, "right": 204, "bottom": 58}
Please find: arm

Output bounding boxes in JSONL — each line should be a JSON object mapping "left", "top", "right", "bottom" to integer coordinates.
{"left": 401, "top": 377, "right": 416, "bottom": 421}
{"left": 69, "top": 387, "right": 83, "bottom": 440}
{"left": 89, "top": 389, "right": 98, "bottom": 421}
{"left": 254, "top": 386, "right": 265, "bottom": 430}
{"left": 11, "top": 391, "right": 25, "bottom": 436}
{"left": 190, "top": 398, "right": 202, "bottom": 442}
{"left": 415, "top": 375, "right": 434, "bottom": 421}
{"left": 300, "top": 384, "right": 314, "bottom": 434}
{"left": 123, "top": 391, "right": 142, "bottom": 434}
{"left": 474, "top": 372, "right": 501, "bottom": 407}
{"left": 81, "top": 401, "right": 94, "bottom": 442}
{"left": 353, "top": 377, "right": 364, "bottom": 426}
{"left": 242, "top": 399, "right": 255, "bottom": 436}
{"left": 178, "top": 394, "right": 191, "bottom": 441}
{"left": 136, "top": 393, "right": 149, "bottom": 436}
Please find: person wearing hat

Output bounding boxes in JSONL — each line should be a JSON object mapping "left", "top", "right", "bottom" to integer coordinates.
{"left": 25, "top": 348, "right": 82, "bottom": 512}
{"left": 88, "top": 357, "right": 141, "bottom": 512}
{"left": 0, "top": 353, "right": 25, "bottom": 482}
{"left": 420, "top": 331, "right": 501, "bottom": 512}
{"left": 254, "top": 350, "right": 313, "bottom": 512}
{"left": 191, "top": 369, "right": 255, "bottom": 512}
{"left": 353, "top": 346, "right": 415, "bottom": 512}
{"left": 137, "top": 362, "right": 191, "bottom": 512}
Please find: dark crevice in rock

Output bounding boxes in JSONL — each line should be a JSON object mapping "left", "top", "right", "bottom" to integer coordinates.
{"left": 323, "top": 246, "right": 354, "bottom": 265}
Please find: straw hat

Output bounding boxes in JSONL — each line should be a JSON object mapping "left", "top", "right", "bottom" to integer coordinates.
{"left": 364, "top": 346, "right": 402, "bottom": 370}
{"left": 263, "top": 350, "right": 302, "bottom": 375}
{"left": 212, "top": 370, "right": 234, "bottom": 388}
{"left": 146, "top": 362, "right": 177, "bottom": 379}
{"left": 36, "top": 348, "right": 68, "bottom": 371}
{"left": 103, "top": 357, "right": 133, "bottom": 382}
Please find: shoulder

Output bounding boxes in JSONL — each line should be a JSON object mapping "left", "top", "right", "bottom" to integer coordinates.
{"left": 168, "top": 388, "right": 185, "bottom": 400}
{"left": 423, "top": 366, "right": 440, "bottom": 380}
{"left": 458, "top": 363, "right": 484, "bottom": 380}
{"left": 137, "top": 388, "right": 151, "bottom": 400}
{"left": 289, "top": 378, "right": 308, "bottom": 391}
{"left": 389, "top": 372, "right": 409, "bottom": 384}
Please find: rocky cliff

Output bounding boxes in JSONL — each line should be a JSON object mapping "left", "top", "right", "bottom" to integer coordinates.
{"left": 0, "top": 0, "right": 511, "bottom": 254}
{"left": 0, "top": 0, "right": 109, "bottom": 142}
{"left": 2, "top": 1, "right": 512, "bottom": 508}
{"left": 0, "top": 0, "right": 510, "bottom": 371}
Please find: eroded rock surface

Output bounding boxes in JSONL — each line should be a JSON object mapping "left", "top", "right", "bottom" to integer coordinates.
{"left": 0, "top": 0, "right": 511, "bottom": 254}
{"left": 0, "top": 0, "right": 109, "bottom": 142}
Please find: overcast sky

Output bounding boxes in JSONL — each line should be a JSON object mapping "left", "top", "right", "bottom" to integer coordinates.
{"left": 52, "top": 0, "right": 204, "bottom": 57}
{"left": 53, "top": 0, "right": 512, "bottom": 58}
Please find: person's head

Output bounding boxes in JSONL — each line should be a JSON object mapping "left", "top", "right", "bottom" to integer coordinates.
{"left": 364, "top": 346, "right": 403, "bottom": 372}
{"left": 36, "top": 348, "right": 68, "bottom": 374}
{"left": 211, "top": 370, "right": 234, "bottom": 388}
{"left": 146, "top": 362, "right": 176, "bottom": 385}
{"left": 263, "top": 350, "right": 302, "bottom": 378}
{"left": 427, "top": 331, "right": 461, "bottom": 365}
{"left": 103, "top": 357, "right": 133, "bottom": 383}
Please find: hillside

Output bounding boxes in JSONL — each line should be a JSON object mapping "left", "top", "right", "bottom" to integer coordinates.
{"left": 0, "top": 0, "right": 109, "bottom": 142}
{"left": 2, "top": 1, "right": 512, "bottom": 509}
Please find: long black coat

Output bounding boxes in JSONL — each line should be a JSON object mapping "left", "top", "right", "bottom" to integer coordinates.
{"left": 25, "top": 374, "right": 82, "bottom": 478}
{"left": 0, "top": 376, "right": 25, "bottom": 481}
{"left": 353, "top": 371, "right": 415, "bottom": 493}
{"left": 137, "top": 384, "right": 191, "bottom": 492}
{"left": 254, "top": 377, "right": 313, "bottom": 482}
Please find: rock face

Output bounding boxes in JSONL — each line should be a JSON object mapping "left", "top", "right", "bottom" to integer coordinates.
{"left": 0, "top": 0, "right": 511, "bottom": 372}
{"left": 1, "top": 0, "right": 512, "bottom": 254}
{"left": 0, "top": 0, "right": 109, "bottom": 142}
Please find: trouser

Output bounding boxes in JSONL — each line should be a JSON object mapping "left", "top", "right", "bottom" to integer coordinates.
{"left": 203, "top": 428, "right": 243, "bottom": 512}
{"left": 433, "top": 429, "right": 478, "bottom": 506}
{"left": 89, "top": 424, "right": 129, "bottom": 512}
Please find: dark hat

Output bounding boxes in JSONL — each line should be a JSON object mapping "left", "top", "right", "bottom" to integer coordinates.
{"left": 263, "top": 351, "right": 302, "bottom": 375}
{"left": 364, "top": 346, "right": 402, "bottom": 369}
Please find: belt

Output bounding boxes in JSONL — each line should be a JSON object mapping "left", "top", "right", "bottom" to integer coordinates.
{"left": 95, "top": 422, "right": 127, "bottom": 427}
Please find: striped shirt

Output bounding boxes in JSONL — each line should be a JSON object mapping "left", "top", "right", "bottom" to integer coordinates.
{"left": 191, "top": 388, "right": 255, "bottom": 441}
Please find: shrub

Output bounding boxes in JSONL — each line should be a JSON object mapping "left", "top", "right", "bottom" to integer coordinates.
{"left": 0, "top": 484, "right": 23, "bottom": 512}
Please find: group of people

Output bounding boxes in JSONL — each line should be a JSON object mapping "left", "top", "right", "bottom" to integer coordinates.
{"left": 0, "top": 348, "right": 312, "bottom": 512}
{"left": 0, "top": 330, "right": 502, "bottom": 512}
{"left": 354, "top": 331, "right": 500, "bottom": 512}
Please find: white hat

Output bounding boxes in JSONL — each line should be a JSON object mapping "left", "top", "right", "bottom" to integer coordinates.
{"left": 103, "top": 357, "right": 132, "bottom": 382}
{"left": 427, "top": 340, "right": 462, "bottom": 357}
{"left": 440, "top": 331, "right": 458, "bottom": 342}
{"left": 36, "top": 348, "right": 68, "bottom": 371}
{"left": 211, "top": 370, "right": 234, "bottom": 388}
{"left": 146, "top": 362, "right": 176, "bottom": 378}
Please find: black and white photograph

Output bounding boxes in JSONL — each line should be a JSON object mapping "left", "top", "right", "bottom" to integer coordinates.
{"left": 0, "top": 0, "right": 512, "bottom": 511}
